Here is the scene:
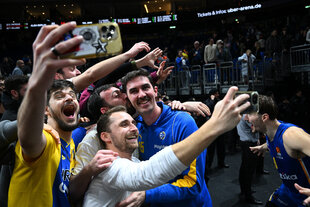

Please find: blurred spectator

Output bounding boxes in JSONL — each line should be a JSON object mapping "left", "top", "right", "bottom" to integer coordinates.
{"left": 204, "top": 38, "right": 217, "bottom": 64}
{"left": 189, "top": 41, "right": 203, "bottom": 65}
{"left": 257, "top": 34, "right": 265, "bottom": 51}
{"left": 1, "top": 75, "right": 28, "bottom": 121}
{"left": 253, "top": 41, "right": 264, "bottom": 61}
{"left": 22, "top": 56, "right": 32, "bottom": 75}
{"left": 216, "top": 39, "right": 232, "bottom": 63}
{"left": 11, "top": 60, "right": 24, "bottom": 76}
{"left": 238, "top": 49, "right": 256, "bottom": 85}
{"left": 289, "top": 89, "right": 308, "bottom": 130}
{"left": 306, "top": 27, "right": 310, "bottom": 44}
{"left": 237, "top": 115, "right": 262, "bottom": 205}
{"left": 0, "top": 57, "right": 14, "bottom": 77}
{"left": 277, "top": 96, "right": 293, "bottom": 123}
{"left": 205, "top": 89, "right": 229, "bottom": 170}
{"left": 265, "top": 29, "right": 281, "bottom": 58}
{"left": 175, "top": 50, "right": 189, "bottom": 71}
{"left": 280, "top": 27, "right": 292, "bottom": 53}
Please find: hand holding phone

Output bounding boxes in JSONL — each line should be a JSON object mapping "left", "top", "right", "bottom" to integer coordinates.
{"left": 60, "top": 23, "right": 123, "bottom": 59}
{"left": 235, "top": 91, "right": 259, "bottom": 114}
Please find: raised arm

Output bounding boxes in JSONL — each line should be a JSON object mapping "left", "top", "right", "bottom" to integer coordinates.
{"left": 72, "top": 42, "right": 150, "bottom": 92}
{"left": 18, "top": 22, "right": 85, "bottom": 159}
{"left": 118, "top": 87, "right": 250, "bottom": 206}
{"left": 172, "top": 86, "right": 249, "bottom": 165}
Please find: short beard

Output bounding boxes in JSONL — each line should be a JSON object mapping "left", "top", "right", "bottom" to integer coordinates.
{"left": 49, "top": 108, "right": 79, "bottom": 132}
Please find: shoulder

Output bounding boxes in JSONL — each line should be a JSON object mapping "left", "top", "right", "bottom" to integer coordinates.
{"left": 283, "top": 126, "right": 309, "bottom": 151}
{"left": 77, "top": 129, "right": 101, "bottom": 152}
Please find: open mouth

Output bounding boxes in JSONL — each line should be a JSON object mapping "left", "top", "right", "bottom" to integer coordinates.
{"left": 62, "top": 104, "right": 76, "bottom": 118}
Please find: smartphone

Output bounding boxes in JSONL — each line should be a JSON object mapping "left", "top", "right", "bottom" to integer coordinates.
{"left": 235, "top": 91, "right": 259, "bottom": 114}
{"left": 60, "top": 23, "right": 123, "bottom": 59}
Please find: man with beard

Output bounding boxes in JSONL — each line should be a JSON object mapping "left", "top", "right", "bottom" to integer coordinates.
{"left": 83, "top": 87, "right": 249, "bottom": 207}
{"left": 247, "top": 95, "right": 310, "bottom": 207}
{"left": 1, "top": 75, "right": 28, "bottom": 121}
{"left": 119, "top": 69, "right": 211, "bottom": 206}
{"left": 7, "top": 22, "right": 117, "bottom": 207}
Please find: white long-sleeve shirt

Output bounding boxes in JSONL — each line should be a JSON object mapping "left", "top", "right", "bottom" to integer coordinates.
{"left": 83, "top": 146, "right": 187, "bottom": 207}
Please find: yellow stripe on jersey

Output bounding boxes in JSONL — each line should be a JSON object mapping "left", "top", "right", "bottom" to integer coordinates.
{"left": 8, "top": 130, "right": 61, "bottom": 207}
{"left": 171, "top": 159, "right": 197, "bottom": 188}
{"left": 273, "top": 157, "right": 278, "bottom": 169}
{"left": 298, "top": 159, "right": 310, "bottom": 185}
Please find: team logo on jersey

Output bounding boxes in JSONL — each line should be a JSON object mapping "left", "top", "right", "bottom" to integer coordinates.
{"left": 159, "top": 131, "right": 166, "bottom": 140}
{"left": 62, "top": 155, "right": 66, "bottom": 160}
{"left": 276, "top": 147, "right": 283, "bottom": 159}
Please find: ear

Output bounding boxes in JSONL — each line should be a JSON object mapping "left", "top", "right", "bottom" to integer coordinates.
{"left": 262, "top": 113, "right": 269, "bottom": 122}
{"left": 10, "top": 90, "right": 18, "bottom": 99}
{"left": 100, "top": 132, "right": 112, "bottom": 144}
{"left": 100, "top": 107, "right": 109, "bottom": 115}
{"left": 154, "top": 86, "right": 158, "bottom": 98}
{"left": 45, "top": 106, "right": 51, "bottom": 116}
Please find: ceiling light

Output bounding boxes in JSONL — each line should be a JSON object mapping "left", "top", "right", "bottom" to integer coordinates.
{"left": 144, "top": 4, "right": 149, "bottom": 13}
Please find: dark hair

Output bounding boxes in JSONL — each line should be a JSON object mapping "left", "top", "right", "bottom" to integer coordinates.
{"left": 258, "top": 95, "right": 278, "bottom": 120}
{"left": 47, "top": 80, "right": 76, "bottom": 105}
{"left": 4, "top": 75, "right": 29, "bottom": 94}
{"left": 121, "top": 69, "right": 153, "bottom": 93}
{"left": 56, "top": 68, "right": 64, "bottom": 74}
{"left": 97, "top": 105, "right": 127, "bottom": 148}
{"left": 87, "top": 84, "right": 116, "bottom": 122}
{"left": 209, "top": 89, "right": 218, "bottom": 96}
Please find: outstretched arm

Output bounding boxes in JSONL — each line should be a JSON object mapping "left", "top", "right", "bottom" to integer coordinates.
{"left": 119, "top": 87, "right": 250, "bottom": 205}
{"left": 172, "top": 86, "right": 249, "bottom": 165}
{"left": 72, "top": 42, "right": 150, "bottom": 92}
{"left": 250, "top": 143, "right": 268, "bottom": 156}
{"left": 18, "top": 22, "right": 85, "bottom": 159}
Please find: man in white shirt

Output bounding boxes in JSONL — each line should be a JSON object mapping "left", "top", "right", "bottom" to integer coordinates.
{"left": 81, "top": 85, "right": 250, "bottom": 206}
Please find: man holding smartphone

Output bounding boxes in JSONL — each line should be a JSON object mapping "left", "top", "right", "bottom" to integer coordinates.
{"left": 247, "top": 95, "right": 310, "bottom": 207}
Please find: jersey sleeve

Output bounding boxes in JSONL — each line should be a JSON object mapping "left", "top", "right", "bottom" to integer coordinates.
{"left": 101, "top": 146, "right": 187, "bottom": 191}
{"left": 145, "top": 112, "right": 206, "bottom": 203}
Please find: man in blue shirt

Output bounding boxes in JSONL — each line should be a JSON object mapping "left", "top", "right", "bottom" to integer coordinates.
{"left": 247, "top": 95, "right": 310, "bottom": 207}
{"left": 120, "top": 69, "right": 211, "bottom": 207}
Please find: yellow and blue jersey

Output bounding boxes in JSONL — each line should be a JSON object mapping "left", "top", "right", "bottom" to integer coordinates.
{"left": 137, "top": 102, "right": 212, "bottom": 207}
{"left": 8, "top": 130, "right": 76, "bottom": 207}
{"left": 267, "top": 121, "right": 310, "bottom": 206}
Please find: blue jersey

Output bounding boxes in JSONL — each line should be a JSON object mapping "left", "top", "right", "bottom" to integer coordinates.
{"left": 266, "top": 121, "right": 310, "bottom": 206}
{"left": 137, "top": 102, "right": 211, "bottom": 207}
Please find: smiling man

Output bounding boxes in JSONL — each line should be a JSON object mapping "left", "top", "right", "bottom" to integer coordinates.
{"left": 82, "top": 86, "right": 250, "bottom": 206}
{"left": 120, "top": 69, "right": 211, "bottom": 207}
{"left": 247, "top": 95, "right": 310, "bottom": 207}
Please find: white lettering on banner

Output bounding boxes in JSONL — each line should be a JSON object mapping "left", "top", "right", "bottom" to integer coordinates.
{"left": 197, "top": 4, "right": 262, "bottom": 18}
